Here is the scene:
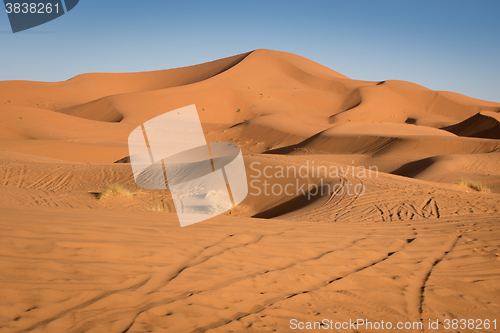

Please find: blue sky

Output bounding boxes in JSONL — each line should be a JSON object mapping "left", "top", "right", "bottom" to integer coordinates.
{"left": 1, "top": 0, "right": 499, "bottom": 102}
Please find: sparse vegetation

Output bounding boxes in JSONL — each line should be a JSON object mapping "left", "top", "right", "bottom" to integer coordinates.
{"left": 236, "top": 109, "right": 241, "bottom": 112}
{"left": 143, "top": 200, "right": 165, "bottom": 212}
{"left": 18, "top": 117, "right": 22, "bottom": 120}
{"left": 456, "top": 178, "right": 491, "bottom": 193}
{"left": 98, "top": 183, "right": 134, "bottom": 200}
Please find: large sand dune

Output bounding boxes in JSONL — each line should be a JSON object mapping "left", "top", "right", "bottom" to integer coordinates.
{"left": 0, "top": 49, "right": 499, "bottom": 332}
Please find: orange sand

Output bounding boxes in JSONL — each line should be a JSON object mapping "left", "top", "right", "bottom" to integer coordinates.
{"left": 0, "top": 50, "right": 499, "bottom": 332}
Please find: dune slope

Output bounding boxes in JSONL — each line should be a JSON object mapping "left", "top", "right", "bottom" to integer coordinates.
{"left": 443, "top": 111, "right": 500, "bottom": 139}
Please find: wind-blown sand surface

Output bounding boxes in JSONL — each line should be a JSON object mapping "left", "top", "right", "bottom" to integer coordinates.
{"left": 0, "top": 50, "right": 499, "bottom": 332}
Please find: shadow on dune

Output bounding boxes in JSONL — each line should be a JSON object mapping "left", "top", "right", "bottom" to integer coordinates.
{"left": 252, "top": 184, "right": 328, "bottom": 219}
{"left": 262, "top": 130, "right": 326, "bottom": 155}
{"left": 441, "top": 111, "right": 500, "bottom": 140}
{"left": 391, "top": 157, "right": 435, "bottom": 178}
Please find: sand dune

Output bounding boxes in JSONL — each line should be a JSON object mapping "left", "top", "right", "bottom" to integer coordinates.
{"left": 265, "top": 131, "right": 500, "bottom": 160}
{"left": 0, "top": 52, "right": 250, "bottom": 112}
{"left": 392, "top": 153, "right": 500, "bottom": 193}
{"left": 329, "top": 81, "right": 500, "bottom": 127}
{"left": 321, "top": 122, "right": 457, "bottom": 137}
{"left": 1, "top": 49, "right": 499, "bottom": 332}
{"left": 443, "top": 111, "right": 500, "bottom": 139}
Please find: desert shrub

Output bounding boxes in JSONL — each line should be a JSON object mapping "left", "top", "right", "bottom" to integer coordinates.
{"left": 456, "top": 178, "right": 491, "bottom": 193}
{"left": 143, "top": 200, "right": 165, "bottom": 212}
{"left": 98, "top": 183, "right": 134, "bottom": 200}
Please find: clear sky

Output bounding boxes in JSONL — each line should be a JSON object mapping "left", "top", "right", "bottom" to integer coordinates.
{"left": 1, "top": 0, "right": 499, "bottom": 102}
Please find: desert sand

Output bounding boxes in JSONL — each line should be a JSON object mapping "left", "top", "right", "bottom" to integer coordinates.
{"left": 0, "top": 49, "right": 499, "bottom": 332}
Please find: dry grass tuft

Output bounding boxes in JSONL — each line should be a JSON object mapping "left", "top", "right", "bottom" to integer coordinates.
{"left": 143, "top": 200, "right": 165, "bottom": 212}
{"left": 456, "top": 178, "right": 491, "bottom": 193}
{"left": 98, "top": 183, "right": 134, "bottom": 200}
